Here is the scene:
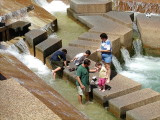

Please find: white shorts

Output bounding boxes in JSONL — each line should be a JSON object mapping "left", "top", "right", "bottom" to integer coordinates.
{"left": 77, "top": 85, "right": 90, "bottom": 96}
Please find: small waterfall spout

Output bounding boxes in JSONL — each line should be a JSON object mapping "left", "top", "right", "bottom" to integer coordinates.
{"left": 133, "top": 39, "right": 143, "bottom": 56}
{"left": 15, "top": 39, "right": 30, "bottom": 54}
{"left": 112, "top": 55, "right": 123, "bottom": 73}
{"left": 120, "top": 47, "right": 131, "bottom": 64}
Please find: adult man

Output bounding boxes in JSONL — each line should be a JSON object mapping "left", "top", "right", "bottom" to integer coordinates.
{"left": 76, "top": 59, "right": 96, "bottom": 104}
{"left": 50, "top": 49, "right": 68, "bottom": 80}
{"left": 70, "top": 50, "right": 91, "bottom": 71}
{"left": 96, "top": 33, "right": 112, "bottom": 82}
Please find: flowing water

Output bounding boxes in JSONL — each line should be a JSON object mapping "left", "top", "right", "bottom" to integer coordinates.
{"left": 112, "top": 40, "right": 160, "bottom": 92}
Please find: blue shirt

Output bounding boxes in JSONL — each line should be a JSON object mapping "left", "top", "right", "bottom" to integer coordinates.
{"left": 101, "top": 39, "right": 112, "bottom": 55}
{"left": 50, "top": 51, "right": 66, "bottom": 61}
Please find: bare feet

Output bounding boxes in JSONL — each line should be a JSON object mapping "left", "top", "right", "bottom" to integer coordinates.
{"left": 102, "top": 89, "right": 105, "bottom": 92}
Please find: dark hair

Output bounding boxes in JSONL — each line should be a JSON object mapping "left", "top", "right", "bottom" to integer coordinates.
{"left": 95, "top": 62, "right": 102, "bottom": 67}
{"left": 83, "top": 59, "right": 91, "bottom": 65}
{"left": 62, "top": 49, "right": 67, "bottom": 54}
{"left": 100, "top": 33, "right": 108, "bottom": 39}
{"left": 85, "top": 50, "right": 91, "bottom": 55}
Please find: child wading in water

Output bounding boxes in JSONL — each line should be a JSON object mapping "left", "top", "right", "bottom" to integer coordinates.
{"left": 95, "top": 62, "right": 109, "bottom": 92}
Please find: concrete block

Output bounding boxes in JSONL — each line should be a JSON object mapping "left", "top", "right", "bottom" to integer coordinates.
{"left": 93, "top": 74, "right": 141, "bottom": 106}
{"left": 109, "top": 88, "right": 160, "bottom": 118}
{"left": 78, "top": 16, "right": 133, "bottom": 49}
{"left": 137, "top": 14, "right": 160, "bottom": 56}
{"left": 70, "top": 0, "right": 112, "bottom": 14}
{"left": 126, "top": 101, "right": 160, "bottom": 120}
{"left": 25, "top": 29, "right": 47, "bottom": 56}
{"left": 103, "top": 11, "right": 133, "bottom": 28}
{"left": 35, "top": 37, "right": 62, "bottom": 64}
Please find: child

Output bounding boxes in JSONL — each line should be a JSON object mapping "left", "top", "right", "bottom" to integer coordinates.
{"left": 95, "top": 62, "right": 109, "bottom": 92}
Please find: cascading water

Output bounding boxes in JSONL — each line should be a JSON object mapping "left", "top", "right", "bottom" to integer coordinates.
{"left": 112, "top": 55, "right": 122, "bottom": 73}
{"left": 133, "top": 39, "right": 143, "bottom": 56}
{"left": 117, "top": 40, "right": 160, "bottom": 92}
{"left": 120, "top": 47, "right": 131, "bottom": 64}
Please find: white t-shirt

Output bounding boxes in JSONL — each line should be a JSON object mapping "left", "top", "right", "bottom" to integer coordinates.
{"left": 74, "top": 53, "right": 86, "bottom": 66}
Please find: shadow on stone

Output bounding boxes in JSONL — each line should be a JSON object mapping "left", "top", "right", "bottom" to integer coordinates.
{"left": 0, "top": 73, "right": 6, "bottom": 81}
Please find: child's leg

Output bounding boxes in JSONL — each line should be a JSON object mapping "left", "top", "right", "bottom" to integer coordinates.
{"left": 101, "top": 78, "right": 106, "bottom": 92}
{"left": 102, "top": 85, "right": 105, "bottom": 92}
{"left": 98, "top": 78, "right": 102, "bottom": 90}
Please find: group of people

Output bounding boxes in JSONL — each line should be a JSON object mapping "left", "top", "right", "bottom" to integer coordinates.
{"left": 50, "top": 33, "right": 112, "bottom": 104}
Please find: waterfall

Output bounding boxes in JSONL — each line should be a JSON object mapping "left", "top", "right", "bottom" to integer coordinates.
{"left": 15, "top": 39, "right": 30, "bottom": 54}
{"left": 133, "top": 39, "right": 143, "bottom": 56}
{"left": 112, "top": 55, "right": 123, "bottom": 73}
{"left": 8, "top": 44, "right": 20, "bottom": 53}
{"left": 120, "top": 47, "right": 131, "bottom": 64}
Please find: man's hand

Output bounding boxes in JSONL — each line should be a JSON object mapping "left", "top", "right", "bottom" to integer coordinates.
{"left": 80, "top": 84, "right": 85, "bottom": 90}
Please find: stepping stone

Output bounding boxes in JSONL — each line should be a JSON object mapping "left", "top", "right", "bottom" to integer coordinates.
{"left": 103, "top": 11, "right": 134, "bottom": 28}
{"left": 25, "top": 29, "right": 47, "bottom": 56}
{"left": 69, "top": 39, "right": 100, "bottom": 50}
{"left": 109, "top": 88, "right": 160, "bottom": 118}
{"left": 70, "top": 0, "right": 112, "bottom": 14}
{"left": 78, "top": 32, "right": 121, "bottom": 57}
{"left": 137, "top": 14, "right": 160, "bottom": 56}
{"left": 0, "top": 78, "right": 61, "bottom": 120}
{"left": 67, "top": 8, "right": 104, "bottom": 20}
{"left": 78, "top": 16, "right": 133, "bottom": 48}
{"left": 126, "top": 101, "right": 160, "bottom": 120}
{"left": 35, "top": 37, "right": 62, "bottom": 64}
{"left": 93, "top": 74, "right": 141, "bottom": 106}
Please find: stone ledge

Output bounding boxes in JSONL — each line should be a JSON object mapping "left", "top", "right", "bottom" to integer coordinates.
{"left": 25, "top": 29, "right": 47, "bottom": 56}
{"left": 35, "top": 37, "right": 62, "bottom": 64}
{"left": 93, "top": 74, "right": 141, "bottom": 106}
{"left": 70, "top": 0, "right": 112, "bottom": 14}
{"left": 109, "top": 88, "right": 160, "bottom": 118}
{"left": 126, "top": 101, "right": 160, "bottom": 120}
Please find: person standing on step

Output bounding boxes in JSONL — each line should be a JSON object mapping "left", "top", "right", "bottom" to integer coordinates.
{"left": 69, "top": 50, "right": 91, "bottom": 71}
{"left": 76, "top": 59, "right": 97, "bottom": 104}
{"left": 50, "top": 49, "right": 68, "bottom": 80}
{"left": 95, "top": 62, "right": 109, "bottom": 92}
{"left": 96, "top": 33, "right": 112, "bottom": 82}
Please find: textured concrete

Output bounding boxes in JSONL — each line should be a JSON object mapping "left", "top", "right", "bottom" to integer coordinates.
{"left": 78, "top": 32, "right": 121, "bottom": 58}
{"left": 70, "top": 0, "right": 112, "bottom": 14}
{"left": 78, "top": 15, "right": 133, "bottom": 49}
{"left": 93, "top": 74, "right": 141, "bottom": 106}
{"left": 25, "top": 29, "right": 47, "bottom": 56}
{"left": 103, "top": 11, "right": 134, "bottom": 28}
{"left": 126, "top": 101, "right": 160, "bottom": 120}
{"left": 0, "top": 52, "right": 89, "bottom": 120}
{"left": 117, "top": 0, "right": 160, "bottom": 14}
{"left": 0, "top": 78, "right": 61, "bottom": 120}
{"left": 137, "top": 14, "right": 160, "bottom": 56}
{"left": 35, "top": 37, "right": 62, "bottom": 64}
{"left": 109, "top": 88, "right": 160, "bottom": 118}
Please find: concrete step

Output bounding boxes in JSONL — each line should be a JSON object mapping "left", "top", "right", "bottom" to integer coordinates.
{"left": 126, "top": 100, "right": 160, "bottom": 120}
{"left": 69, "top": 39, "right": 100, "bottom": 50}
{"left": 93, "top": 74, "right": 141, "bottom": 106}
{"left": 25, "top": 29, "right": 47, "bottom": 56}
{"left": 70, "top": 0, "right": 112, "bottom": 14}
{"left": 78, "top": 15, "right": 133, "bottom": 48}
{"left": 78, "top": 32, "right": 121, "bottom": 56}
{"left": 103, "top": 11, "right": 134, "bottom": 28}
{"left": 35, "top": 37, "right": 62, "bottom": 64}
{"left": 108, "top": 88, "right": 160, "bottom": 118}
{"left": 67, "top": 8, "right": 104, "bottom": 20}
{"left": 0, "top": 78, "right": 61, "bottom": 120}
